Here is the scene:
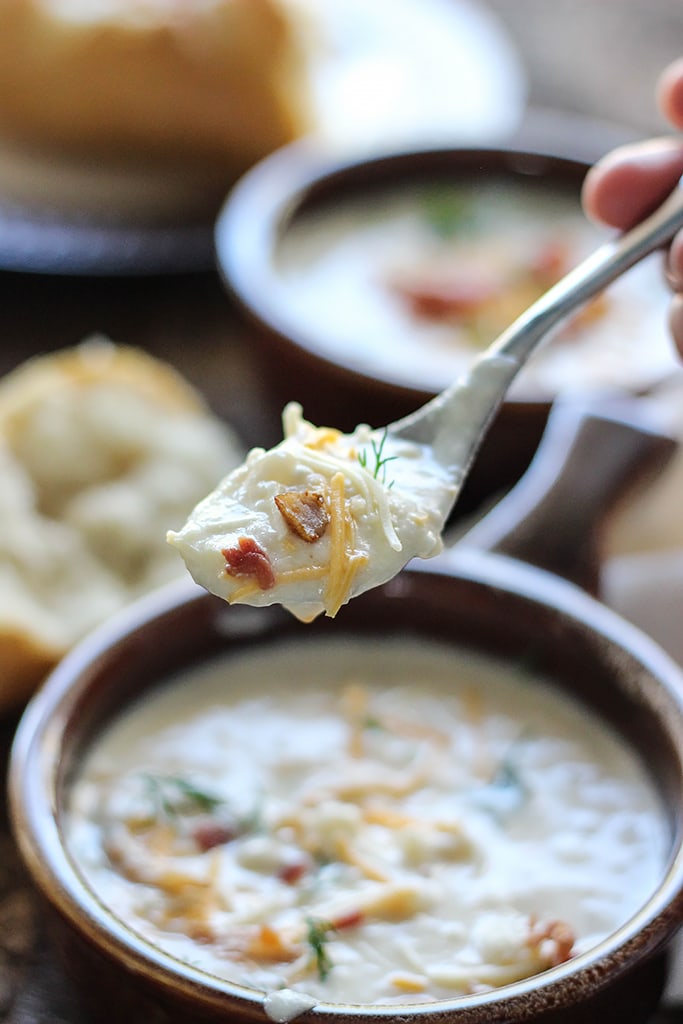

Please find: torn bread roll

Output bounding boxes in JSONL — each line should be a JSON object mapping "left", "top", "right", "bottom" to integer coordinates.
{"left": 0, "top": 338, "right": 243, "bottom": 710}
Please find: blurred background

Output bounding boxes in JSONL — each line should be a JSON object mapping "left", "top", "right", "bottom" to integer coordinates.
{"left": 489, "top": 0, "right": 683, "bottom": 134}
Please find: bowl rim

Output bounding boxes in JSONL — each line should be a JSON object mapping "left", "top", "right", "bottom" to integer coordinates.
{"left": 214, "top": 140, "right": 602, "bottom": 412}
{"left": 10, "top": 560, "right": 683, "bottom": 1021}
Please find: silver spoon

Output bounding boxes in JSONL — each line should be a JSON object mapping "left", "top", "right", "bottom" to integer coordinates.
{"left": 388, "top": 174, "right": 683, "bottom": 505}
{"left": 169, "top": 175, "right": 683, "bottom": 622}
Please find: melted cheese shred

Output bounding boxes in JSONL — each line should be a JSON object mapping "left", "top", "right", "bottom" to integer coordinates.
{"left": 323, "top": 471, "right": 368, "bottom": 617}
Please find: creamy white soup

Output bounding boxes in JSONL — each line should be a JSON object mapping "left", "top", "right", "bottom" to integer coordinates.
{"left": 66, "top": 637, "right": 666, "bottom": 1018}
{"left": 273, "top": 180, "right": 676, "bottom": 399}
{"left": 167, "top": 402, "right": 457, "bottom": 622}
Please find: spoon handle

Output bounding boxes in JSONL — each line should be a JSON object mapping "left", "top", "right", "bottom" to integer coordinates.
{"left": 390, "top": 174, "right": 683, "bottom": 481}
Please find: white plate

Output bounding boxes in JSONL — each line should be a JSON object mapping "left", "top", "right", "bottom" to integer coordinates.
{"left": 0, "top": 0, "right": 525, "bottom": 276}
{"left": 295, "top": 0, "right": 526, "bottom": 154}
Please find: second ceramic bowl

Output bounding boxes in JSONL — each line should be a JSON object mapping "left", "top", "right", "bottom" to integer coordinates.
{"left": 215, "top": 143, "right": 675, "bottom": 514}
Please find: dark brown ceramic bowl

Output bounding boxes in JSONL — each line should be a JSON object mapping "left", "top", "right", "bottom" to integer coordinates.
{"left": 215, "top": 142, "right": 675, "bottom": 515}
{"left": 8, "top": 407, "right": 683, "bottom": 1024}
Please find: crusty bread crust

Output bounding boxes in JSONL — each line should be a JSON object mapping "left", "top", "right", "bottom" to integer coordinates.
{"left": 0, "top": 341, "right": 207, "bottom": 422}
{"left": 0, "top": 338, "right": 242, "bottom": 712}
{"left": 0, "top": 0, "right": 310, "bottom": 174}
{"left": 0, "top": 625, "right": 61, "bottom": 711}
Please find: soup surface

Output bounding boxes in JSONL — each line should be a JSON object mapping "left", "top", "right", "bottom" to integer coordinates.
{"left": 66, "top": 637, "right": 666, "bottom": 1016}
{"left": 274, "top": 180, "right": 676, "bottom": 399}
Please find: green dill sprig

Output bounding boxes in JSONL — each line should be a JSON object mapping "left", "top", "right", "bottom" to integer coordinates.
{"left": 489, "top": 756, "right": 527, "bottom": 802}
{"left": 421, "top": 188, "right": 473, "bottom": 238}
{"left": 363, "top": 714, "right": 383, "bottom": 731}
{"left": 140, "top": 773, "right": 223, "bottom": 821}
{"left": 305, "top": 917, "right": 336, "bottom": 981}
{"left": 358, "top": 428, "right": 397, "bottom": 487}
{"left": 472, "top": 737, "right": 530, "bottom": 821}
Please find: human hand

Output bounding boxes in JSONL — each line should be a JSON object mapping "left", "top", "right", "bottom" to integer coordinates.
{"left": 582, "top": 58, "right": 683, "bottom": 356}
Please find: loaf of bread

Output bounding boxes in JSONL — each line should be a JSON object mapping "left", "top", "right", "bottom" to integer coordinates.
{"left": 0, "top": 0, "right": 311, "bottom": 178}
{"left": 0, "top": 338, "right": 243, "bottom": 711}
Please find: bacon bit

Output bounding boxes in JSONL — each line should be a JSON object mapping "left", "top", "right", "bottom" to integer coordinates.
{"left": 274, "top": 490, "right": 330, "bottom": 543}
{"left": 389, "top": 274, "right": 500, "bottom": 321}
{"left": 529, "top": 241, "right": 570, "bottom": 286}
{"left": 278, "top": 861, "right": 308, "bottom": 885}
{"left": 222, "top": 536, "right": 275, "bottom": 590}
{"left": 331, "top": 909, "right": 365, "bottom": 931}
{"left": 527, "top": 917, "right": 575, "bottom": 967}
{"left": 193, "top": 822, "right": 237, "bottom": 852}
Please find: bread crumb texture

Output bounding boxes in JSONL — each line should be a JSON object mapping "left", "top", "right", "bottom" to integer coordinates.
{"left": 0, "top": 338, "right": 243, "bottom": 709}
{"left": 0, "top": 0, "right": 312, "bottom": 172}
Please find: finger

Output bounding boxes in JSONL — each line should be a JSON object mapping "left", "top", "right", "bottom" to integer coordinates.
{"left": 658, "top": 57, "right": 683, "bottom": 130}
{"left": 670, "top": 293, "right": 683, "bottom": 357}
{"left": 582, "top": 138, "right": 683, "bottom": 230}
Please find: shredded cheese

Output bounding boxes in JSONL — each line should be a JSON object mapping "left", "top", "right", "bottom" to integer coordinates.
{"left": 322, "top": 471, "right": 367, "bottom": 617}
{"left": 390, "top": 973, "right": 428, "bottom": 994}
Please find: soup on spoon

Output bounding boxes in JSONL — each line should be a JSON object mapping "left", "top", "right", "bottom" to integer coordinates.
{"left": 167, "top": 401, "right": 457, "bottom": 622}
